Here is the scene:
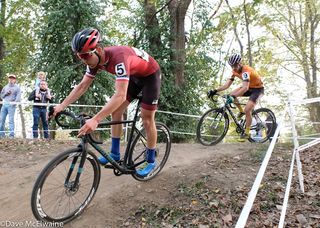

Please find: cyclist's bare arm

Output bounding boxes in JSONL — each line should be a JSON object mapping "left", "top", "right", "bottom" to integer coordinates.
{"left": 216, "top": 78, "right": 233, "bottom": 92}
{"left": 54, "top": 75, "right": 93, "bottom": 115}
{"left": 232, "top": 81, "right": 249, "bottom": 97}
{"left": 91, "top": 80, "right": 128, "bottom": 123}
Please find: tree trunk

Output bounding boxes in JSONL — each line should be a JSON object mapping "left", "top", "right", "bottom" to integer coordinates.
{"left": 168, "top": 0, "right": 192, "bottom": 87}
{"left": 225, "top": 0, "right": 244, "bottom": 56}
{"left": 305, "top": 0, "right": 320, "bottom": 130}
{"left": 0, "top": 0, "right": 6, "bottom": 103}
{"left": 243, "top": 0, "right": 252, "bottom": 66}
{"left": 144, "top": 0, "right": 162, "bottom": 53}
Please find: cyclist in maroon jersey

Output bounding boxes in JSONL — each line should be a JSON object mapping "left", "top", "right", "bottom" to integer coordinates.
{"left": 53, "top": 28, "right": 161, "bottom": 176}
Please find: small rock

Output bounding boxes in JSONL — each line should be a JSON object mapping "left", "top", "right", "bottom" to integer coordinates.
{"left": 127, "top": 192, "right": 135, "bottom": 197}
{"left": 145, "top": 188, "right": 154, "bottom": 193}
{"left": 296, "top": 214, "right": 308, "bottom": 225}
{"left": 234, "top": 155, "right": 241, "bottom": 160}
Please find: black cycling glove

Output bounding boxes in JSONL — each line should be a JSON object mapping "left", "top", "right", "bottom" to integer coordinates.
{"left": 207, "top": 89, "right": 218, "bottom": 99}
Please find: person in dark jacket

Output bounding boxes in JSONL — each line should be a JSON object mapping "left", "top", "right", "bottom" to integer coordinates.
{"left": 28, "top": 80, "right": 53, "bottom": 139}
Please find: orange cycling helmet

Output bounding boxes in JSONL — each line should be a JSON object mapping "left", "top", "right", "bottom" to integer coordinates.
{"left": 71, "top": 28, "right": 101, "bottom": 53}
{"left": 228, "top": 53, "right": 242, "bottom": 66}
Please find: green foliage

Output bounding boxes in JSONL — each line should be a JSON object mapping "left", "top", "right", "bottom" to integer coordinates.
{"left": 35, "top": 0, "right": 114, "bottom": 113}
{"left": 3, "top": 0, "right": 316, "bottom": 141}
{"left": 0, "top": 0, "right": 37, "bottom": 84}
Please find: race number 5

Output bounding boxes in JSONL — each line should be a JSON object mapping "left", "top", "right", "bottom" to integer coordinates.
{"left": 115, "top": 63, "right": 127, "bottom": 76}
{"left": 132, "top": 47, "right": 149, "bottom": 62}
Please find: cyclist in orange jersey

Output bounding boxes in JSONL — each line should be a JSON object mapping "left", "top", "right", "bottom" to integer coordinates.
{"left": 207, "top": 54, "right": 264, "bottom": 142}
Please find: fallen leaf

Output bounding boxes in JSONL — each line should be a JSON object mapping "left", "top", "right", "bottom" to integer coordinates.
{"left": 305, "top": 191, "right": 317, "bottom": 197}
{"left": 309, "top": 214, "right": 320, "bottom": 219}
{"left": 209, "top": 200, "right": 219, "bottom": 208}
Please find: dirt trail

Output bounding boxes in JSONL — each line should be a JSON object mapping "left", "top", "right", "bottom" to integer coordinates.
{"left": 0, "top": 140, "right": 257, "bottom": 227}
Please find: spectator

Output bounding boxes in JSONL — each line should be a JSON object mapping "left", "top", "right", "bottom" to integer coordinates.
{"left": 0, "top": 74, "right": 21, "bottom": 138}
{"left": 28, "top": 80, "right": 53, "bottom": 139}
{"left": 35, "top": 71, "right": 51, "bottom": 100}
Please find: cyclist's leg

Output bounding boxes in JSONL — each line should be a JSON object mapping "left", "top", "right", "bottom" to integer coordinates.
{"left": 111, "top": 101, "right": 130, "bottom": 137}
{"left": 230, "top": 87, "right": 245, "bottom": 113}
{"left": 239, "top": 88, "right": 264, "bottom": 141}
{"left": 99, "top": 78, "right": 141, "bottom": 164}
{"left": 98, "top": 101, "right": 129, "bottom": 164}
{"left": 137, "top": 108, "right": 157, "bottom": 176}
{"left": 111, "top": 101, "right": 130, "bottom": 156}
{"left": 244, "top": 100, "right": 255, "bottom": 130}
{"left": 238, "top": 100, "right": 255, "bottom": 142}
{"left": 136, "top": 70, "right": 161, "bottom": 176}
{"left": 141, "top": 108, "right": 157, "bottom": 149}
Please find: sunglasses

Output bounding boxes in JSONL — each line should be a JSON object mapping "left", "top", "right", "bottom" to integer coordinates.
{"left": 77, "top": 49, "right": 96, "bottom": 60}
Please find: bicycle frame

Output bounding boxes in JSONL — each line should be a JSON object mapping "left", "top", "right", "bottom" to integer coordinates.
{"left": 62, "top": 98, "right": 146, "bottom": 189}
{"left": 219, "top": 102, "right": 246, "bottom": 132}
{"left": 218, "top": 97, "right": 272, "bottom": 134}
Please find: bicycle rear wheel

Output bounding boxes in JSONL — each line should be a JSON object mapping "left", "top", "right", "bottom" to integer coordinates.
{"left": 249, "top": 108, "right": 277, "bottom": 143}
{"left": 31, "top": 148, "right": 101, "bottom": 224}
{"left": 130, "top": 122, "right": 171, "bottom": 181}
{"left": 196, "top": 108, "right": 229, "bottom": 146}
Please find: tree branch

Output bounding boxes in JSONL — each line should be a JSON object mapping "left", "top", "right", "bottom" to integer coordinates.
{"left": 225, "top": 0, "right": 243, "bottom": 55}
{"left": 280, "top": 64, "right": 306, "bottom": 81}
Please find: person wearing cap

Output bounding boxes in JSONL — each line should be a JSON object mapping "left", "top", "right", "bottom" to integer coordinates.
{"left": 0, "top": 74, "right": 21, "bottom": 138}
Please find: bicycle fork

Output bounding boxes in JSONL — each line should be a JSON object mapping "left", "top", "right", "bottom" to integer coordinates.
{"left": 210, "top": 108, "right": 226, "bottom": 129}
{"left": 64, "top": 141, "right": 88, "bottom": 191}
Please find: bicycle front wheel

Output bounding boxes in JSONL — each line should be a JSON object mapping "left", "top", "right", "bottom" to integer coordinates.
{"left": 130, "top": 122, "right": 171, "bottom": 181}
{"left": 31, "top": 148, "right": 101, "bottom": 224}
{"left": 196, "top": 108, "right": 229, "bottom": 146}
{"left": 249, "top": 108, "right": 277, "bottom": 143}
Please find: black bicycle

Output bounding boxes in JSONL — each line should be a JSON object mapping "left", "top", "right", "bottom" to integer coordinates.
{"left": 196, "top": 94, "right": 277, "bottom": 145}
{"left": 31, "top": 98, "right": 171, "bottom": 224}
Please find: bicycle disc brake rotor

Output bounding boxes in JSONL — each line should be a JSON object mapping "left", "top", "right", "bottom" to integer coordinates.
{"left": 65, "top": 181, "right": 80, "bottom": 196}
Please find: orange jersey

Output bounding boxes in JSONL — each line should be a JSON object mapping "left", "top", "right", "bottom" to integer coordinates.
{"left": 230, "top": 65, "right": 263, "bottom": 88}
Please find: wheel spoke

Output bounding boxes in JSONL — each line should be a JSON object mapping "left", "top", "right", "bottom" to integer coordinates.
{"left": 197, "top": 109, "right": 229, "bottom": 146}
{"left": 130, "top": 123, "right": 171, "bottom": 181}
{"left": 31, "top": 149, "right": 100, "bottom": 223}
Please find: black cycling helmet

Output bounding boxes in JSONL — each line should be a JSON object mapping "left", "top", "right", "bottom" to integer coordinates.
{"left": 228, "top": 53, "right": 242, "bottom": 66}
{"left": 71, "top": 28, "right": 101, "bottom": 53}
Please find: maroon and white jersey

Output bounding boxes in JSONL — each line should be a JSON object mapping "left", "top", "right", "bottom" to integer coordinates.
{"left": 85, "top": 46, "right": 160, "bottom": 81}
